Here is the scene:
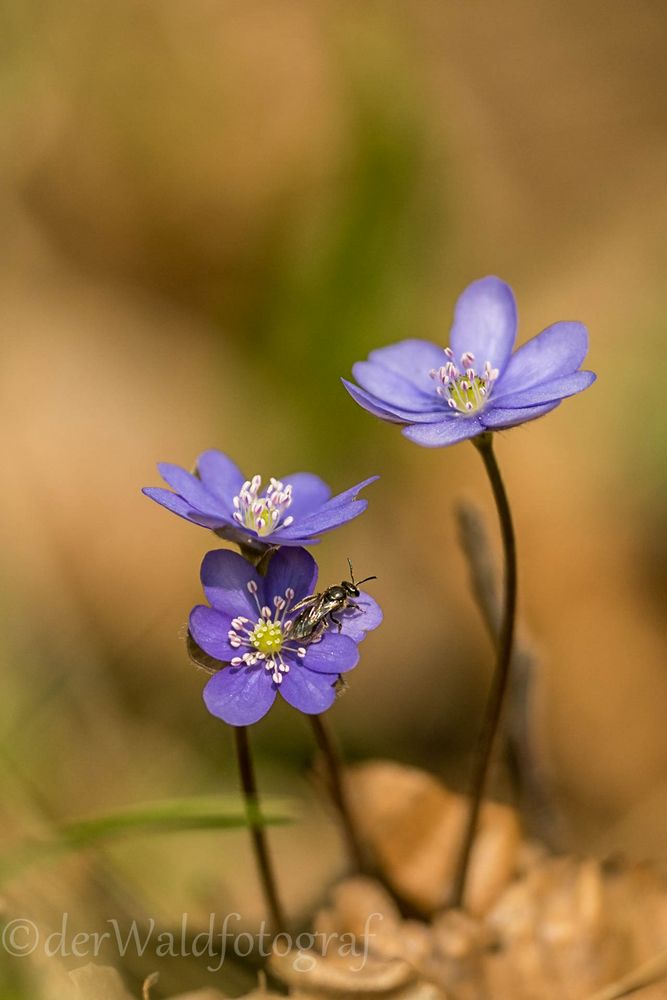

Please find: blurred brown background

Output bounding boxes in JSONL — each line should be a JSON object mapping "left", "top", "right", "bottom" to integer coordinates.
{"left": 1, "top": 1, "right": 667, "bottom": 995}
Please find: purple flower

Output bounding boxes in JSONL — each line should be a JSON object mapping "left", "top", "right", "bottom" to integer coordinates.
{"left": 143, "top": 450, "right": 377, "bottom": 549}
{"left": 189, "top": 547, "right": 382, "bottom": 726}
{"left": 342, "top": 276, "right": 596, "bottom": 447}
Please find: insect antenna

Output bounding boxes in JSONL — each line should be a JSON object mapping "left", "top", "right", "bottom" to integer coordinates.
{"left": 346, "top": 558, "right": 376, "bottom": 588}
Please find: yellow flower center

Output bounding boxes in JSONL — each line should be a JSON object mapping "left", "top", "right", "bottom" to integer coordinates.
{"left": 232, "top": 475, "right": 294, "bottom": 537}
{"left": 447, "top": 374, "right": 488, "bottom": 413}
{"left": 249, "top": 620, "right": 283, "bottom": 655}
{"left": 429, "top": 350, "right": 499, "bottom": 415}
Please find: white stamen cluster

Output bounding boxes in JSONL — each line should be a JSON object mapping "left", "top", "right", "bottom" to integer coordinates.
{"left": 429, "top": 348, "right": 499, "bottom": 415}
{"left": 227, "top": 582, "right": 306, "bottom": 686}
{"left": 232, "top": 475, "right": 294, "bottom": 536}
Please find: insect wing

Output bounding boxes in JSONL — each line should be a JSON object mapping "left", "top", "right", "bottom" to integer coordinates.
{"left": 287, "top": 592, "right": 320, "bottom": 615}
{"left": 317, "top": 591, "right": 344, "bottom": 617}
{"left": 288, "top": 593, "right": 334, "bottom": 641}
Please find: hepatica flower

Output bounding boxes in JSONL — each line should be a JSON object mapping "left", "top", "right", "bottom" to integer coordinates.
{"left": 343, "top": 276, "right": 595, "bottom": 447}
{"left": 190, "top": 547, "right": 382, "bottom": 725}
{"left": 143, "top": 450, "right": 377, "bottom": 548}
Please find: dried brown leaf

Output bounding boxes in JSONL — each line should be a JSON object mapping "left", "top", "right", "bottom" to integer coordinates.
{"left": 308, "top": 761, "right": 667, "bottom": 999}
{"left": 347, "top": 760, "right": 521, "bottom": 915}
{"left": 484, "top": 858, "right": 667, "bottom": 1000}
{"left": 270, "top": 947, "right": 417, "bottom": 995}
{"left": 69, "top": 964, "right": 135, "bottom": 1000}
{"left": 166, "top": 990, "right": 234, "bottom": 1000}
{"left": 65, "top": 962, "right": 270, "bottom": 1000}
{"left": 584, "top": 947, "right": 667, "bottom": 1000}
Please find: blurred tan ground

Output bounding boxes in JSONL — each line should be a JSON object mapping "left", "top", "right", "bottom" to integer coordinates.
{"left": 1, "top": 0, "right": 667, "bottom": 994}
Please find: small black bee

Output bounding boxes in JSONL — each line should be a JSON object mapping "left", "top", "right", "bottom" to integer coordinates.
{"left": 286, "top": 560, "right": 376, "bottom": 643}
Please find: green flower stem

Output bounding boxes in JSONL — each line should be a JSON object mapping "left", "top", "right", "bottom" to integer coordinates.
{"left": 233, "top": 725, "right": 287, "bottom": 932}
{"left": 451, "top": 432, "right": 518, "bottom": 909}
{"left": 309, "top": 713, "right": 367, "bottom": 874}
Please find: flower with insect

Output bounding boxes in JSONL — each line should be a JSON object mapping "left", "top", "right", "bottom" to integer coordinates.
{"left": 143, "top": 449, "right": 377, "bottom": 550}
{"left": 190, "top": 547, "right": 382, "bottom": 725}
{"left": 342, "top": 276, "right": 595, "bottom": 447}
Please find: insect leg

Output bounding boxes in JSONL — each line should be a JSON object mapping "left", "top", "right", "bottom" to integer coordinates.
{"left": 329, "top": 612, "right": 343, "bottom": 633}
{"left": 344, "top": 601, "right": 366, "bottom": 617}
{"left": 310, "top": 620, "right": 328, "bottom": 642}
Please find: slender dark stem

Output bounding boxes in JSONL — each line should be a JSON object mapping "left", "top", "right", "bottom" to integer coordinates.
{"left": 309, "top": 713, "right": 366, "bottom": 873}
{"left": 451, "top": 432, "right": 518, "bottom": 909}
{"left": 233, "top": 726, "right": 287, "bottom": 932}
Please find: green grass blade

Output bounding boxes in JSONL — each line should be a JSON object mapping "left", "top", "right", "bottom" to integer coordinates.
{"left": 0, "top": 795, "right": 293, "bottom": 884}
